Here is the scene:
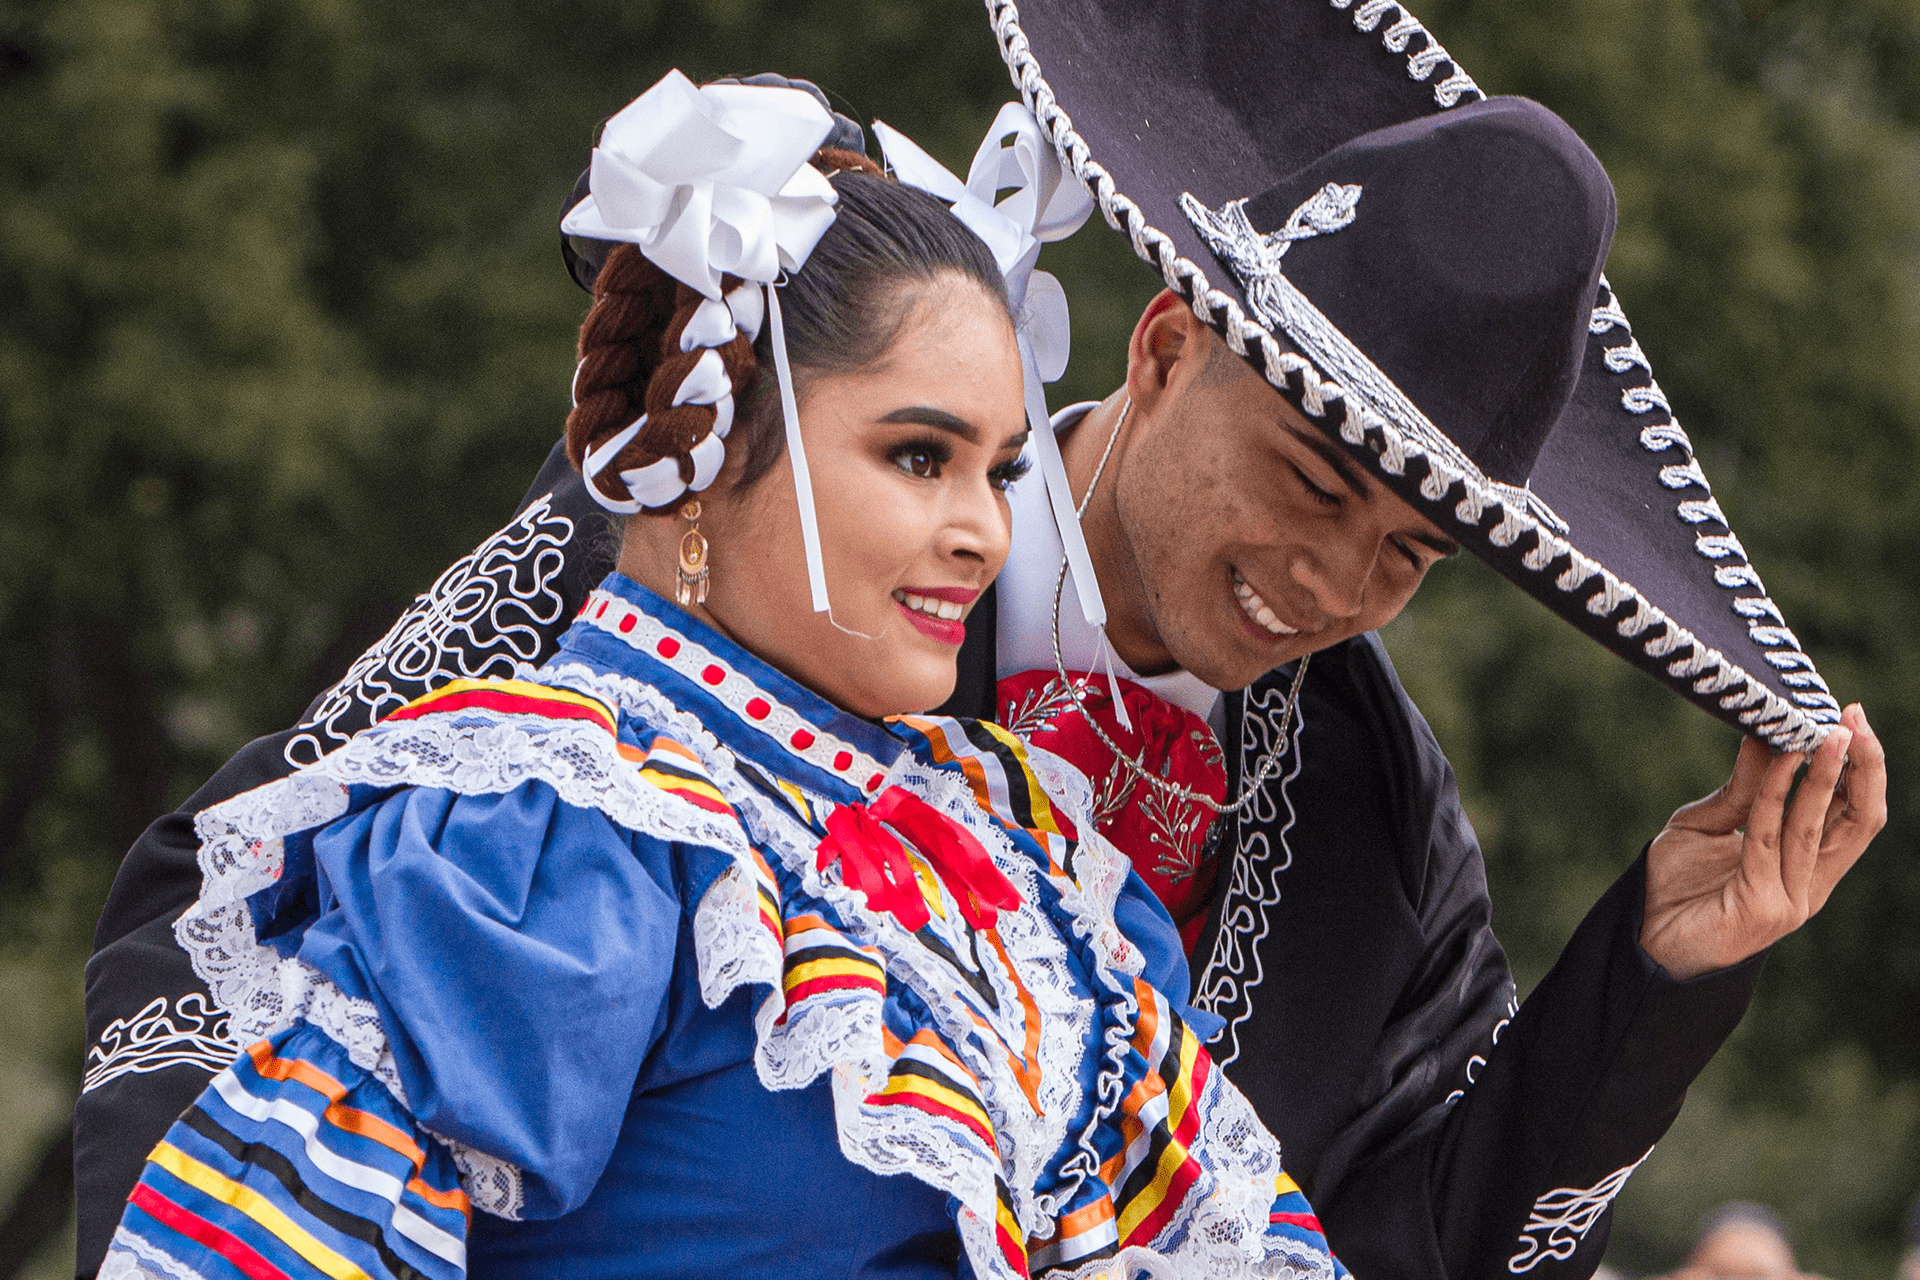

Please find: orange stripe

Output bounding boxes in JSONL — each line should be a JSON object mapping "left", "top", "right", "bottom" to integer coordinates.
{"left": 646, "top": 736, "right": 707, "bottom": 767}
{"left": 244, "top": 1044, "right": 469, "bottom": 1216}
{"left": 985, "top": 929, "right": 1046, "bottom": 1114}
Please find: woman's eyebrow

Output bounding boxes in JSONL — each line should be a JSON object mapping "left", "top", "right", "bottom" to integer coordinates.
{"left": 879, "top": 406, "right": 977, "bottom": 443}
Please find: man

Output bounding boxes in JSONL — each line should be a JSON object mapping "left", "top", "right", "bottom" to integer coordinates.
{"left": 75, "top": 29, "right": 1884, "bottom": 1280}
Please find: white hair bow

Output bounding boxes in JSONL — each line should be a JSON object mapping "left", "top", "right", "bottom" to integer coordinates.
{"left": 561, "top": 70, "right": 839, "bottom": 299}
{"left": 875, "top": 106, "right": 1111, "bottom": 637}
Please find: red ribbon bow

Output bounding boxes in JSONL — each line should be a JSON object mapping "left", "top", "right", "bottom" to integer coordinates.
{"left": 816, "top": 786, "right": 1022, "bottom": 932}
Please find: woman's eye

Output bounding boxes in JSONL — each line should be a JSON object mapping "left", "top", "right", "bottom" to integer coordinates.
{"left": 892, "top": 446, "right": 943, "bottom": 479}
{"left": 988, "top": 455, "right": 1032, "bottom": 492}
{"left": 1293, "top": 465, "right": 1341, "bottom": 507}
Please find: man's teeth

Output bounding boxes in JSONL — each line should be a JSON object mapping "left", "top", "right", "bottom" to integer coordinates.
{"left": 893, "top": 590, "right": 964, "bottom": 621}
{"left": 1233, "top": 573, "right": 1298, "bottom": 636}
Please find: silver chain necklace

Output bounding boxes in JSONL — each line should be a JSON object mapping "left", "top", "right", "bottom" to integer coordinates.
{"left": 1046, "top": 398, "right": 1310, "bottom": 816}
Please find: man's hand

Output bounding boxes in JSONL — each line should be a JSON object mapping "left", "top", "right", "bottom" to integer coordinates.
{"left": 1641, "top": 702, "right": 1886, "bottom": 980}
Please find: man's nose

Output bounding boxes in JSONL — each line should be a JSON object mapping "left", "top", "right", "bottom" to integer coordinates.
{"left": 1291, "top": 540, "right": 1373, "bottom": 622}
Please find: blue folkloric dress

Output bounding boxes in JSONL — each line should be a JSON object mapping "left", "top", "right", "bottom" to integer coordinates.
{"left": 106, "top": 574, "right": 1347, "bottom": 1280}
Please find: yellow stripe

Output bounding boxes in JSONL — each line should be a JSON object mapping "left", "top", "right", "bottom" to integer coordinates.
{"left": 773, "top": 779, "right": 813, "bottom": 824}
{"left": 408, "top": 678, "right": 614, "bottom": 728}
{"left": 874, "top": 1073, "right": 994, "bottom": 1130}
{"left": 148, "top": 1142, "right": 373, "bottom": 1280}
{"left": 783, "top": 956, "right": 883, "bottom": 989}
{"left": 906, "top": 850, "right": 948, "bottom": 920}
{"left": 637, "top": 769, "right": 729, "bottom": 806}
{"left": 1116, "top": 1134, "right": 1191, "bottom": 1244}
{"left": 1165, "top": 1026, "right": 1201, "bottom": 1133}
{"left": 1276, "top": 1171, "right": 1302, "bottom": 1198}
{"left": 996, "top": 1196, "right": 1027, "bottom": 1252}
{"left": 976, "top": 721, "right": 1070, "bottom": 840}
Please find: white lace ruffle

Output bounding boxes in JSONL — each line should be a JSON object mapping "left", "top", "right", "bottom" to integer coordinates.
{"left": 102, "top": 1229, "right": 211, "bottom": 1280}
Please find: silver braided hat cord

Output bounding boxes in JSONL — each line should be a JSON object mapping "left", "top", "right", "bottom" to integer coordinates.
{"left": 1045, "top": 400, "right": 1310, "bottom": 817}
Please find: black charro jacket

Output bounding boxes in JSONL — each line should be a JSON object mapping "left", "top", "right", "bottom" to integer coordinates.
{"left": 73, "top": 442, "right": 1761, "bottom": 1278}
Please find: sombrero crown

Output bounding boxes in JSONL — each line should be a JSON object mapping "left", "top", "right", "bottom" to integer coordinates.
{"left": 986, "top": 0, "right": 1841, "bottom": 750}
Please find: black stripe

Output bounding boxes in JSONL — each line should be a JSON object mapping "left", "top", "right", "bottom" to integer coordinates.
{"left": 960, "top": 721, "right": 1041, "bottom": 833}
{"left": 1114, "top": 1116, "right": 1176, "bottom": 1215}
{"left": 889, "top": 1055, "right": 982, "bottom": 1102}
{"left": 179, "top": 1106, "right": 447, "bottom": 1280}
{"left": 783, "top": 944, "right": 881, "bottom": 972}
{"left": 637, "top": 757, "right": 718, "bottom": 788}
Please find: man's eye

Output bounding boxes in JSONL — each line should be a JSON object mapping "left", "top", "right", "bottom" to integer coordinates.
{"left": 1293, "top": 466, "right": 1341, "bottom": 507}
{"left": 1393, "top": 537, "right": 1426, "bottom": 571}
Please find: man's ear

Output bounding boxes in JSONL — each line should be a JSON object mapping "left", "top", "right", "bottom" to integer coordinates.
{"left": 1126, "top": 289, "right": 1212, "bottom": 414}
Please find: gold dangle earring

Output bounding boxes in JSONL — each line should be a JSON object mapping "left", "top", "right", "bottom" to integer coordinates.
{"left": 676, "top": 500, "right": 709, "bottom": 606}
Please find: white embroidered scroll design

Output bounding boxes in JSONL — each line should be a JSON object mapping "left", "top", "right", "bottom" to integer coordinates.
{"left": 83, "top": 994, "right": 240, "bottom": 1092}
{"left": 285, "top": 495, "right": 576, "bottom": 766}
{"left": 1507, "top": 1148, "right": 1652, "bottom": 1273}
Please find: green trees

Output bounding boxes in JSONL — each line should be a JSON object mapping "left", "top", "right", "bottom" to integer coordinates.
{"left": 0, "top": 0, "right": 1912, "bottom": 1274}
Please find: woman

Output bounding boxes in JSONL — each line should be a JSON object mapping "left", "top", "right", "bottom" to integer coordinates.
{"left": 104, "top": 73, "right": 1344, "bottom": 1280}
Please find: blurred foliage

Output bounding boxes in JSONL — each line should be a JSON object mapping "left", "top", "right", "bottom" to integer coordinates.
{"left": 0, "top": 0, "right": 1912, "bottom": 1275}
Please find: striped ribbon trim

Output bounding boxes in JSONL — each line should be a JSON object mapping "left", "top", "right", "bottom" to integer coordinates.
{"left": 381, "top": 678, "right": 615, "bottom": 736}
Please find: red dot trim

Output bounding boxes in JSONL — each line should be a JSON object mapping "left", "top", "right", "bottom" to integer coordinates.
{"left": 833, "top": 751, "right": 854, "bottom": 772}
{"left": 618, "top": 614, "right": 637, "bottom": 634}
{"left": 745, "top": 698, "right": 771, "bottom": 721}
{"left": 790, "top": 730, "right": 815, "bottom": 751}
{"left": 865, "top": 773, "right": 885, "bottom": 792}
{"left": 702, "top": 665, "right": 726, "bottom": 686}
{"left": 656, "top": 637, "right": 680, "bottom": 659}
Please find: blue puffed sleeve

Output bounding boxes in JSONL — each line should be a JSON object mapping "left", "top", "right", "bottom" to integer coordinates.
{"left": 1113, "top": 864, "right": 1227, "bottom": 1043}
{"left": 292, "top": 780, "right": 685, "bottom": 1218}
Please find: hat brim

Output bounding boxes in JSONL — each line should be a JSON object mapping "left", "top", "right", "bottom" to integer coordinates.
{"left": 987, "top": 0, "right": 1840, "bottom": 750}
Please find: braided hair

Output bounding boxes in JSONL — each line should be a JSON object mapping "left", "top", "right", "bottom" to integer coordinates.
{"left": 565, "top": 146, "right": 1011, "bottom": 513}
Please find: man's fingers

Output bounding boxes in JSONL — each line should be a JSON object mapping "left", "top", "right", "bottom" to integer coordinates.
{"left": 1809, "top": 706, "right": 1888, "bottom": 909}
{"left": 1736, "top": 746, "right": 1801, "bottom": 892}
{"left": 1781, "top": 727, "right": 1852, "bottom": 907}
{"left": 1674, "top": 733, "right": 1775, "bottom": 834}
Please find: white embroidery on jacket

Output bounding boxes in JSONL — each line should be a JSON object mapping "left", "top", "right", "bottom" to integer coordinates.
{"left": 1190, "top": 678, "right": 1310, "bottom": 1068}
{"left": 1507, "top": 1148, "right": 1652, "bottom": 1273}
{"left": 83, "top": 994, "right": 240, "bottom": 1093}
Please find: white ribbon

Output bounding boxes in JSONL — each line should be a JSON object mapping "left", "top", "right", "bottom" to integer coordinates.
{"left": 876, "top": 105, "right": 1108, "bottom": 633}
{"left": 561, "top": 70, "right": 839, "bottom": 299}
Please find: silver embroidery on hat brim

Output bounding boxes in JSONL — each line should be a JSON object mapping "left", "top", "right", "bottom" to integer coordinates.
{"left": 983, "top": 0, "right": 1838, "bottom": 752}
{"left": 1180, "top": 188, "right": 1571, "bottom": 536}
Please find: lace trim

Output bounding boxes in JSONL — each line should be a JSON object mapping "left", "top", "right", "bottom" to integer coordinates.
{"left": 983, "top": 0, "right": 1835, "bottom": 754}
{"left": 103, "top": 1229, "right": 212, "bottom": 1280}
{"left": 577, "top": 589, "right": 895, "bottom": 791}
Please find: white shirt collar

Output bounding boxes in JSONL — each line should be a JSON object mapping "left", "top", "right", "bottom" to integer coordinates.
{"left": 995, "top": 402, "right": 1223, "bottom": 723}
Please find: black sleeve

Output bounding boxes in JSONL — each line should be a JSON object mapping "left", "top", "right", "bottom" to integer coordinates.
{"left": 72, "top": 440, "right": 609, "bottom": 1277}
{"left": 1302, "top": 646, "right": 1764, "bottom": 1279}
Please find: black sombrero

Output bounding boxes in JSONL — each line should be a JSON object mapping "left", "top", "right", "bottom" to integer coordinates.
{"left": 983, "top": 0, "right": 1842, "bottom": 751}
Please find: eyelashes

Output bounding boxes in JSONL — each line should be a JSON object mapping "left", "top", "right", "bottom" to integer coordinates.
{"left": 887, "top": 433, "right": 1030, "bottom": 491}
{"left": 989, "top": 454, "right": 1033, "bottom": 491}
{"left": 1292, "top": 464, "right": 1342, "bottom": 507}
